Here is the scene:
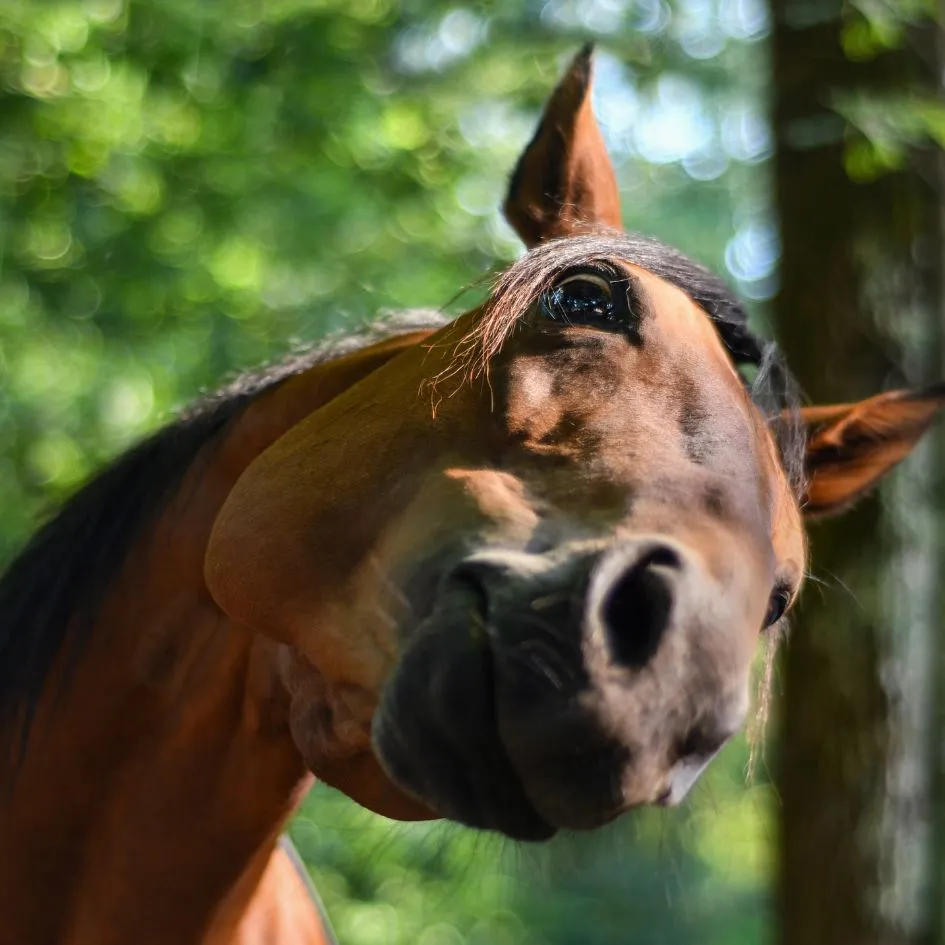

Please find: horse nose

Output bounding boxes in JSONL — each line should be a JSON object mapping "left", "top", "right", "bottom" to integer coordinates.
{"left": 590, "top": 540, "right": 686, "bottom": 670}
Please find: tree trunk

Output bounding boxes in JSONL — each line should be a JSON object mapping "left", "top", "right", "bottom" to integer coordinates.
{"left": 771, "top": 3, "right": 944, "bottom": 944}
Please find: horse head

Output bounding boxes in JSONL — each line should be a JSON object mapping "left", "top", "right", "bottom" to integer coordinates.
{"left": 205, "top": 47, "right": 945, "bottom": 841}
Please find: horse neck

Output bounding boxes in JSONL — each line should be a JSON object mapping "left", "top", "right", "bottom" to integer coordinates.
{"left": 0, "top": 331, "right": 430, "bottom": 945}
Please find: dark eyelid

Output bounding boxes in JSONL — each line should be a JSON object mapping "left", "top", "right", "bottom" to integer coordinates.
{"left": 615, "top": 271, "right": 649, "bottom": 328}
{"left": 607, "top": 266, "right": 648, "bottom": 341}
{"left": 547, "top": 261, "right": 648, "bottom": 339}
{"left": 551, "top": 261, "right": 621, "bottom": 287}
{"left": 774, "top": 580, "right": 797, "bottom": 608}
{"left": 576, "top": 263, "right": 647, "bottom": 323}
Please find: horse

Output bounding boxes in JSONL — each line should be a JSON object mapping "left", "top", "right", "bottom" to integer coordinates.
{"left": 2, "top": 44, "right": 943, "bottom": 945}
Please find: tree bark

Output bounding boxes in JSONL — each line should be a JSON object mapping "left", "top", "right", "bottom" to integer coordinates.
{"left": 771, "top": 2, "right": 944, "bottom": 943}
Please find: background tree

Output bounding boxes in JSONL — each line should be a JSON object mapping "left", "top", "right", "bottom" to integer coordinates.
{"left": 771, "top": 0, "right": 944, "bottom": 941}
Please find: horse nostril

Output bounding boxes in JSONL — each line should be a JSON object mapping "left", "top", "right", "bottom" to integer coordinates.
{"left": 600, "top": 546, "right": 679, "bottom": 670}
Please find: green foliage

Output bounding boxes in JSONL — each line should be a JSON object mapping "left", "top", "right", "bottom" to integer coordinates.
{"left": 837, "top": 92, "right": 945, "bottom": 181}
{"left": 836, "top": 0, "right": 942, "bottom": 182}
{"left": 1, "top": 0, "right": 782, "bottom": 941}
{"left": 842, "top": 0, "right": 937, "bottom": 61}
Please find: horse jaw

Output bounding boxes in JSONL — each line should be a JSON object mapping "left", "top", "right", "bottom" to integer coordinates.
{"left": 277, "top": 646, "right": 435, "bottom": 821}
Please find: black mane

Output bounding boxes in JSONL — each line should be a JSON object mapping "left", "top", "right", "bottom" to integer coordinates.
{"left": 0, "top": 314, "right": 445, "bottom": 755}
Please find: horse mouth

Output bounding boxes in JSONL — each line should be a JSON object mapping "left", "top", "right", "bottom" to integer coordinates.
{"left": 371, "top": 585, "right": 557, "bottom": 842}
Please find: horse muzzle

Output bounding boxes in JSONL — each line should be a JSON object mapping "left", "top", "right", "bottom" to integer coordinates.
{"left": 372, "top": 538, "right": 751, "bottom": 839}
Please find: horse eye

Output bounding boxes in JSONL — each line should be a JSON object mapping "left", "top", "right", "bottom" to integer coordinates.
{"left": 538, "top": 272, "right": 615, "bottom": 325}
{"left": 763, "top": 587, "right": 792, "bottom": 629}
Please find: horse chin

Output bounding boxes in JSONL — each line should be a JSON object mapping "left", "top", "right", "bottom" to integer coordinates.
{"left": 492, "top": 686, "right": 642, "bottom": 832}
{"left": 371, "top": 596, "right": 557, "bottom": 842}
{"left": 312, "top": 752, "right": 440, "bottom": 822}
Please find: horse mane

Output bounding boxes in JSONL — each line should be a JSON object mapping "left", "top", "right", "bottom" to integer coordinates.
{"left": 0, "top": 311, "right": 446, "bottom": 755}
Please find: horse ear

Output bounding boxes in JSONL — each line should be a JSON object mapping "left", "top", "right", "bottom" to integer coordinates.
{"left": 798, "top": 384, "right": 945, "bottom": 518}
{"left": 503, "top": 44, "right": 622, "bottom": 248}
